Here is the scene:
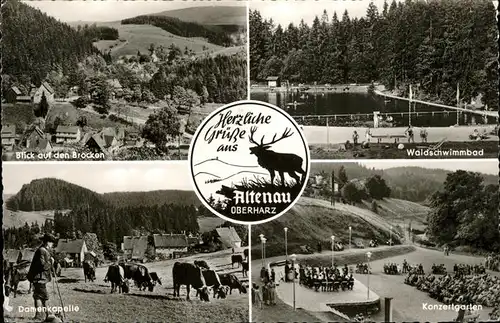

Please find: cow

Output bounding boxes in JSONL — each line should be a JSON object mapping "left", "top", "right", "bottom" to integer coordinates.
{"left": 6, "top": 261, "right": 32, "bottom": 298}
{"left": 104, "top": 264, "right": 129, "bottom": 293}
{"left": 231, "top": 255, "right": 243, "bottom": 268}
{"left": 243, "top": 249, "right": 248, "bottom": 260}
{"left": 172, "top": 262, "right": 209, "bottom": 301}
{"left": 194, "top": 260, "right": 210, "bottom": 270}
{"left": 120, "top": 263, "right": 156, "bottom": 292}
{"left": 150, "top": 272, "right": 162, "bottom": 288}
{"left": 198, "top": 270, "right": 226, "bottom": 299}
{"left": 83, "top": 260, "right": 96, "bottom": 283}
{"left": 241, "top": 261, "right": 249, "bottom": 277}
{"left": 219, "top": 273, "right": 247, "bottom": 295}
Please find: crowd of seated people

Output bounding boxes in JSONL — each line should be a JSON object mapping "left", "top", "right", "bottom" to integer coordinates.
{"left": 294, "top": 264, "right": 354, "bottom": 292}
{"left": 355, "top": 263, "right": 370, "bottom": 274}
{"left": 431, "top": 264, "right": 447, "bottom": 274}
{"left": 405, "top": 267, "right": 500, "bottom": 307}
{"left": 486, "top": 254, "right": 500, "bottom": 272}
{"left": 453, "top": 264, "right": 486, "bottom": 277}
{"left": 383, "top": 263, "right": 402, "bottom": 275}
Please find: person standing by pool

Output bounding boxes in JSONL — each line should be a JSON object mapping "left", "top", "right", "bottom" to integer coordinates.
{"left": 405, "top": 125, "right": 415, "bottom": 143}
{"left": 365, "top": 128, "right": 372, "bottom": 143}
{"left": 352, "top": 130, "right": 359, "bottom": 145}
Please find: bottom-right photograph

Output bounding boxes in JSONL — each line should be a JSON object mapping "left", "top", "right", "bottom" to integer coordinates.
{"left": 250, "top": 159, "right": 500, "bottom": 322}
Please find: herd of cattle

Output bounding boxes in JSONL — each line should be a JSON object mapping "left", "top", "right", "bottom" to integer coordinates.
{"left": 4, "top": 251, "right": 249, "bottom": 303}
{"left": 87, "top": 253, "right": 250, "bottom": 302}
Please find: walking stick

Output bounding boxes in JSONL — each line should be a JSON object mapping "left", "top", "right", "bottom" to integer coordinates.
{"left": 52, "top": 266, "right": 66, "bottom": 321}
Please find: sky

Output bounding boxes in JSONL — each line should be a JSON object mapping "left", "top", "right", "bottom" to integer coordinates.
{"left": 2, "top": 162, "right": 193, "bottom": 194}
{"left": 355, "top": 159, "right": 498, "bottom": 175}
{"left": 23, "top": 0, "right": 246, "bottom": 22}
{"left": 250, "top": 0, "right": 395, "bottom": 27}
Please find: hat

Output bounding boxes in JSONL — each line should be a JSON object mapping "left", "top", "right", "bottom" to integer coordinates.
{"left": 41, "top": 233, "right": 57, "bottom": 243}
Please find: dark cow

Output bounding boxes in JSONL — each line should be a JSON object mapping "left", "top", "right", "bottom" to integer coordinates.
{"left": 198, "top": 270, "right": 225, "bottom": 299}
{"left": 104, "top": 264, "right": 129, "bottom": 293}
{"left": 150, "top": 272, "right": 162, "bottom": 287}
{"left": 172, "top": 262, "right": 209, "bottom": 301}
{"left": 241, "top": 261, "right": 249, "bottom": 277}
{"left": 231, "top": 255, "right": 243, "bottom": 268}
{"left": 120, "top": 263, "right": 156, "bottom": 292}
{"left": 219, "top": 273, "right": 247, "bottom": 295}
{"left": 194, "top": 260, "right": 210, "bottom": 270}
{"left": 83, "top": 260, "right": 96, "bottom": 282}
{"left": 243, "top": 249, "right": 249, "bottom": 260}
{"left": 7, "top": 261, "right": 32, "bottom": 298}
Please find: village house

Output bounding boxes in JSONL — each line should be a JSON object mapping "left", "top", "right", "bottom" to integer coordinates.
{"left": 83, "top": 127, "right": 123, "bottom": 155}
{"left": 153, "top": 233, "right": 188, "bottom": 259}
{"left": 124, "top": 129, "right": 141, "bottom": 147}
{"left": 122, "top": 236, "right": 150, "bottom": 262}
{"left": 55, "top": 239, "right": 88, "bottom": 267}
{"left": 215, "top": 227, "right": 242, "bottom": 249}
{"left": 106, "top": 79, "right": 123, "bottom": 100}
{"left": 5, "top": 86, "right": 23, "bottom": 103}
{"left": 25, "top": 126, "right": 52, "bottom": 151}
{"left": 30, "top": 82, "right": 55, "bottom": 104}
{"left": 55, "top": 125, "right": 81, "bottom": 144}
{"left": 1, "top": 124, "right": 17, "bottom": 151}
{"left": 266, "top": 76, "right": 280, "bottom": 88}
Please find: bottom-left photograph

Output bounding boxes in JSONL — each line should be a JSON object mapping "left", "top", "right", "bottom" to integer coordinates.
{"left": 2, "top": 162, "right": 249, "bottom": 323}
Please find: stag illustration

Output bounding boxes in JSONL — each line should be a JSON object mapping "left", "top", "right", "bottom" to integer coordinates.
{"left": 248, "top": 126, "right": 306, "bottom": 186}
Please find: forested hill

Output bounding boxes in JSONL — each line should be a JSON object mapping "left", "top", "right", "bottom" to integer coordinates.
{"left": 250, "top": 0, "right": 498, "bottom": 108}
{"left": 5, "top": 178, "right": 202, "bottom": 212}
{"left": 310, "top": 163, "right": 497, "bottom": 203}
{"left": 103, "top": 190, "right": 199, "bottom": 208}
{"left": 2, "top": 0, "right": 100, "bottom": 84}
{"left": 154, "top": 6, "right": 246, "bottom": 25}
{"left": 121, "top": 15, "right": 235, "bottom": 47}
{"left": 5, "top": 178, "right": 107, "bottom": 211}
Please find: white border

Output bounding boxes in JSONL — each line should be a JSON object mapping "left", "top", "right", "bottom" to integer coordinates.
{"left": 188, "top": 99, "right": 311, "bottom": 225}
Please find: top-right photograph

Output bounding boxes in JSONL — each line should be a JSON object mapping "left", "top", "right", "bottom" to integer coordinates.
{"left": 249, "top": 0, "right": 498, "bottom": 159}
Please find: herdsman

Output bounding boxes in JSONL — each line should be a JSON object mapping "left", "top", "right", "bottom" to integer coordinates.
{"left": 27, "top": 233, "right": 57, "bottom": 321}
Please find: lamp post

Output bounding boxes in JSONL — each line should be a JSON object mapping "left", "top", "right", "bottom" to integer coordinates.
{"left": 349, "top": 226, "right": 352, "bottom": 250}
{"left": 259, "top": 234, "right": 265, "bottom": 268}
{"left": 284, "top": 227, "right": 288, "bottom": 263}
{"left": 290, "top": 254, "right": 297, "bottom": 310}
{"left": 331, "top": 235, "right": 335, "bottom": 267}
{"left": 262, "top": 237, "right": 267, "bottom": 267}
{"left": 366, "top": 251, "right": 372, "bottom": 300}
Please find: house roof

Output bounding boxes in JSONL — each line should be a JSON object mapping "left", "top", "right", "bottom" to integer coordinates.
{"left": 215, "top": 227, "right": 241, "bottom": 248}
{"left": 124, "top": 236, "right": 149, "bottom": 259}
{"left": 56, "top": 125, "right": 80, "bottom": 134}
{"left": 153, "top": 234, "right": 188, "bottom": 249}
{"left": 266, "top": 76, "right": 279, "bottom": 81}
{"left": 106, "top": 79, "right": 122, "bottom": 89}
{"left": 84, "top": 133, "right": 108, "bottom": 153}
{"left": 10, "top": 86, "right": 22, "bottom": 95}
{"left": 2, "top": 125, "right": 16, "bottom": 135}
{"left": 21, "top": 249, "right": 35, "bottom": 262}
{"left": 41, "top": 81, "right": 55, "bottom": 94}
{"left": 4, "top": 249, "right": 21, "bottom": 263}
{"left": 56, "top": 239, "right": 86, "bottom": 254}
{"left": 102, "top": 127, "right": 124, "bottom": 139}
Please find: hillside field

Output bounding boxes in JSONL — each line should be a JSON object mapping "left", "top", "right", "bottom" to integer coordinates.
{"left": 153, "top": 6, "right": 247, "bottom": 25}
{"left": 251, "top": 196, "right": 429, "bottom": 258}
{"left": 90, "top": 22, "right": 225, "bottom": 57}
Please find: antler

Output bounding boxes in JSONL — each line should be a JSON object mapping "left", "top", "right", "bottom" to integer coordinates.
{"left": 248, "top": 126, "right": 259, "bottom": 145}
{"left": 249, "top": 127, "right": 294, "bottom": 147}
{"left": 261, "top": 128, "right": 294, "bottom": 146}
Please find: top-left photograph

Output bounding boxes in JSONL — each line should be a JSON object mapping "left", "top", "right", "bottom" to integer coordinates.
{"left": 1, "top": 0, "right": 248, "bottom": 161}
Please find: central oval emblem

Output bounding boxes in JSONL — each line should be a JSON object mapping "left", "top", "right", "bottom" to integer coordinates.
{"left": 189, "top": 100, "right": 310, "bottom": 224}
